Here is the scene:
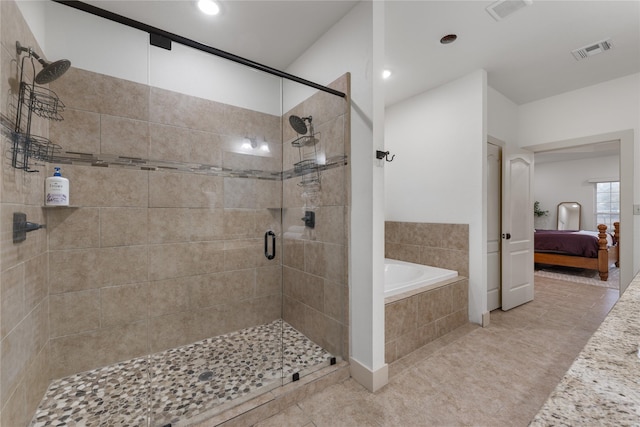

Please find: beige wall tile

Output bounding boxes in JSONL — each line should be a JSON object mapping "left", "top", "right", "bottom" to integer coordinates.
{"left": 148, "top": 208, "right": 192, "bottom": 243}
{"left": 319, "top": 167, "right": 345, "bottom": 207}
{"left": 441, "top": 224, "right": 469, "bottom": 251}
{"left": 50, "top": 68, "right": 149, "bottom": 121}
{"left": 1, "top": 264, "right": 24, "bottom": 338}
{"left": 223, "top": 239, "right": 263, "bottom": 271}
{"left": 50, "top": 290, "right": 100, "bottom": 337}
{"left": 191, "top": 305, "right": 229, "bottom": 342}
{"left": 283, "top": 295, "right": 304, "bottom": 332}
{"left": 149, "top": 87, "right": 225, "bottom": 133}
{"left": 254, "top": 180, "right": 282, "bottom": 210}
{"left": 385, "top": 243, "right": 421, "bottom": 264}
{"left": 1, "top": 383, "right": 27, "bottom": 427}
{"left": 283, "top": 238, "right": 304, "bottom": 270}
{"left": 148, "top": 241, "right": 224, "bottom": 281}
{"left": 314, "top": 206, "right": 345, "bottom": 245}
{"left": 224, "top": 178, "right": 256, "bottom": 209}
{"left": 49, "top": 246, "right": 148, "bottom": 293}
{"left": 23, "top": 253, "right": 47, "bottom": 313}
{"left": 323, "top": 280, "right": 343, "bottom": 322}
{"left": 149, "top": 311, "right": 194, "bottom": 352}
{"left": 49, "top": 108, "right": 101, "bottom": 155}
{"left": 47, "top": 207, "right": 100, "bottom": 249}
{"left": 23, "top": 345, "right": 50, "bottom": 422}
{"left": 60, "top": 165, "right": 148, "bottom": 207}
{"left": 188, "top": 130, "right": 224, "bottom": 166}
{"left": 49, "top": 321, "right": 148, "bottom": 379}
{"left": 190, "top": 270, "right": 255, "bottom": 309}
{"left": 224, "top": 209, "right": 257, "bottom": 238}
{"left": 148, "top": 276, "right": 191, "bottom": 317}
{"left": 1, "top": 320, "right": 26, "bottom": 408}
{"left": 149, "top": 123, "right": 193, "bottom": 163}
{"left": 304, "top": 241, "right": 345, "bottom": 284}
{"left": 256, "top": 265, "right": 281, "bottom": 298}
{"left": 1, "top": 205, "right": 47, "bottom": 272}
{"left": 452, "top": 279, "right": 469, "bottom": 312}
{"left": 100, "top": 207, "right": 148, "bottom": 247}
{"left": 149, "top": 171, "right": 223, "bottom": 208}
{"left": 100, "top": 115, "right": 149, "bottom": 159}
{"left": 420, "top": 247, "right": 469, "bottom": 277}
{"left": 385, "top": 298, "right": 417, "bottom": 342}
{"left": 435, "top": 309, "right": 467, "bottom": 338}
{"left": 417, "top": 286, "right": 453, "bottom": 326}
{"left": 101, "top": 283, "right": 149, "bottom": 328}
{"left": 253, "top": 295, "right": 282, "bottom": 325}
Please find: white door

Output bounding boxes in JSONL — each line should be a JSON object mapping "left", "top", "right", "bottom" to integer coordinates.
{"left": 487, "top": 143, "right": 501, "bottom": 311}
{"left": 501, "top": 149, "right": 534, "bottom": 311}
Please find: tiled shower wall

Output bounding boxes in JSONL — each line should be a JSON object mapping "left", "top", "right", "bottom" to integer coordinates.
{"left": 46, "top": 67, "right": 285, "bottom": 379}
{"left": 0, "top": 2, "right": 51, "bottom": 425}
{"left": 282, "top": 79, "right": 350, "bottom": 360}
{"left": 1, "top": 2, "right": 350, "bottom": 424}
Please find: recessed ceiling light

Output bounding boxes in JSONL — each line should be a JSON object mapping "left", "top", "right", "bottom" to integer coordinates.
{"left": 198, "top": 0, "right": 220, "bottom": 16}
{"left": 440, "top": 34, "right": 457, "bottom": 44}
{"left": 382, "top": 69, "right": 392, "bottom": 79}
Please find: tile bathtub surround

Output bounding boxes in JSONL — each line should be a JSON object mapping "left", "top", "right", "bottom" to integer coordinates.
{"left": 385, "top": 277, "right": 469, "bottom": 363}
{"left": 31, "top": 320, "right": 334, "bottom": 427}
{"left": 385, "top": 221, "right": 469, "bottom": 277}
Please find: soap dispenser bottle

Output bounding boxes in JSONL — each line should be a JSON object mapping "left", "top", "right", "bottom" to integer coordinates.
{"left": 45, "top": 167, "right": 69, "bottom": 206}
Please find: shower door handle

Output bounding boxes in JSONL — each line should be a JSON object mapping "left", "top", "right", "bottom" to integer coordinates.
{"left": 264, "top": 230, "right": 276, "bottom": 260}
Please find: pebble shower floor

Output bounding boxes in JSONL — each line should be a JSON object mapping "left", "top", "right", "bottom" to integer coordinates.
{"left": 30, "top": 320, "right": 333, "bottom": 426}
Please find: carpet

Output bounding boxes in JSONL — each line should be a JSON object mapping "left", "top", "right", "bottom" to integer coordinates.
{"left": 534, "top": 264, "right": 619, "bottom": 289}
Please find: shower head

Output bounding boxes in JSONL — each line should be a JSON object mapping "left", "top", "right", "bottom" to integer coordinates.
{"left": 34, "top": 59, "right": 71, "bottom": 84}
{"left": 289, "top": 115, "right": 312, "bottom": 135}
{"left": 16, "top": 41, "right": 71, "bottom": 84}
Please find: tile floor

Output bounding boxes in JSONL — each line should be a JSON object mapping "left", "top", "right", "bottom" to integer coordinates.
{"left": 255, "top": 276, "right": 618, "bottom": 427}
{"left": 30, "top": 320, "right": 333, "bottom": 427}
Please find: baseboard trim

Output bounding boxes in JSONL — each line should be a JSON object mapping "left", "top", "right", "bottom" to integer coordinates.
{"left": 349, "top": 357, "right": 388, "bottom": 392}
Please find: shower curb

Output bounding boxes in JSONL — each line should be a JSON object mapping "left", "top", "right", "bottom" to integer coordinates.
{"left": 188, "top": 362, "right": 350, "bottom": 426}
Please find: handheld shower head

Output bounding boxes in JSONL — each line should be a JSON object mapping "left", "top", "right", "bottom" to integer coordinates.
{"left": 16, "top": 41, "right": 71, "bottom": 84}
{"left": 289, "top": 115, "right": 312, "bottom": 135}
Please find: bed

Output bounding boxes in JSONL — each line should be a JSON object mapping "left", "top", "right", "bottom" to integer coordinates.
{"left": 534, "top": 222, "right": 619, "bottom": 281}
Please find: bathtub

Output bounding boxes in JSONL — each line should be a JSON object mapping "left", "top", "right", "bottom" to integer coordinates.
{"left": 384, "top": 258, "right": 458, "bottom": 298}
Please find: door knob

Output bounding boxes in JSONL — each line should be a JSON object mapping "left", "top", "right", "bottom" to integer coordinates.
{"left": 502, "top": 233, "right": 511, "bottom": 240}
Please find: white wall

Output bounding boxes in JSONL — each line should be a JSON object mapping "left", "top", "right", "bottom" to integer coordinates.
{"left": 518, "top": 73, "right": 639, "bottom": 281}
{"left": 19, "top": 1, "right": 282, "bottom": 115}
{"left": 534, "top": 155, "right": 619, "bottom": 231}
{"left": 287, "top": 1, "right": 387, "bottom": 389}
{"left": 385, "top": 70, "right": 487, "bottom": 325}
{"left": 488, "top": 86, "right": 518, "bottom": 145}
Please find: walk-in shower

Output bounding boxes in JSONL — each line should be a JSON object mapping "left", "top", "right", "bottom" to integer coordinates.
{"left": 0, "top": 1, "right": 349, "bottom": 426}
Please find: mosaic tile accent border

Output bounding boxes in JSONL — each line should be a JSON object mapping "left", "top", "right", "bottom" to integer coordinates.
{"left": 31, "top": 320, "right": 333, "bottom": 427}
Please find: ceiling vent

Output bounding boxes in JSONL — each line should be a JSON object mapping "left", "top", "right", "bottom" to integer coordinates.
{"left": 571, "top": 39, "right": 614, "bottom": 61}
{"left": 486, "top": 0, "right": 533, "bottom": 21}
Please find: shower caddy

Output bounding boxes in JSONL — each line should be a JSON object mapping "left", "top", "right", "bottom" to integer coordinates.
{"left": 11, "top": 41, "right": 67, "bottom": 172}
{"left": 290, "top": 115, "right": 321, "bottom": 230}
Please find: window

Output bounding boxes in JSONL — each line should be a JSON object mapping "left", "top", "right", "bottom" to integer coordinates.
{"left": 595, "top": 181, "right": 619, "bottom": 230}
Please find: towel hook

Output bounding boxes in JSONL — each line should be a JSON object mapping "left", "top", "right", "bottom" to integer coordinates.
{"left": 376, "top": 150, "right": 395, "bottom": 162}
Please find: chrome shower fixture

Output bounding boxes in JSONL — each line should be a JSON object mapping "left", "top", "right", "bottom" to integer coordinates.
{"left": 16, "top": 41, "right": 71, "bottom": 84}
{"left": 289, "top": 115, "right": 313, "bottom": 135}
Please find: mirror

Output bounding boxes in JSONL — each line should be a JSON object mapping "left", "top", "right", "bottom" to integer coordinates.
{"left": 557, "top": 202, "right": 581, "bottom": 230}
